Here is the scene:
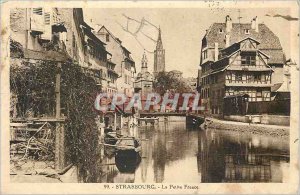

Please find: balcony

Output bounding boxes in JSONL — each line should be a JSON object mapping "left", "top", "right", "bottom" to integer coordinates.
{"left": 240, "top": 47, "right": 257, "bottom": 52}
{"left": 107, "top": 69, "right": 118, "bottom": 77}
{"left": 225, "top": 80, "right": 272, "bottom": 87}
{"left": 227, "top": 65, "right": 272, "bottom": 72}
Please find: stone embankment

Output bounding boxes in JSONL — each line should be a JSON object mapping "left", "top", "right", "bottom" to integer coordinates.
{"left": 204, "top": 117, "right": 289, "bottom": 137}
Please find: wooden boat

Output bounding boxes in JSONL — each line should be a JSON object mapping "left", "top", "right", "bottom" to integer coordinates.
{"left": 186, "top": 114, "right": 205, "bottom": 129}
{"left": 115, "top": 152, "right": 141, "bottom": 173}
{"left": 115, "top": 136, "right": 141, "bottom": 158}
{"left": 104, "top": 132, "right": 123, "bottom": 145}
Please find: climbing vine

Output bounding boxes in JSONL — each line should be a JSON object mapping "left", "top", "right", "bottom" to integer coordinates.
{"left": 11, "top": 58, "right": 102, "bottom": 182}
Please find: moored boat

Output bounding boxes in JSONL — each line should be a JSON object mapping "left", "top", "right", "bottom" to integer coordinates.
{"left": 115, "top": 136, "right": 141, "bottom": 158}
{"left": 104, "top": 132, "right": 123, "bottom": 145}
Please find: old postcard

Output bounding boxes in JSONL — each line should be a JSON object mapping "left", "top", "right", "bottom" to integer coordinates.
{"left": 0, "top": 0, "right": 299, "bottom": 194}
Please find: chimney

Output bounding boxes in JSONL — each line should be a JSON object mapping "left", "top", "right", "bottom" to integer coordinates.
{"left": 225, "top": 34, "right": 230, "bottom": 47}
{"left": 214, "top": 42, "right": 219, "bottom": 61}
{"left": 225, "top": 15, "right": 232, "bottom": 32}
{"left": 255, "top": 16, "right": 259, "bottom": 32}
{"left": 251, "top": 17, "right": 256, "bottom": 29}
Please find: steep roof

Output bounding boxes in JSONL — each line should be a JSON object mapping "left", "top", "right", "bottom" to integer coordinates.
{"left": 205, "top": 23, "right": 285, "bottom": 64}
{"left": 121, "top": 45, "right": 131, "bottom": 54}
{"left": 83, "top": 27, "right": 106, "bottom": 47}
{"left": 99, "top": 25, "right": 132, "bottom": 55}
{"left": 98, "top": 25, "right": 122, "bottom": 45}
{"left": 98, "top": 25, "right": 135, "bottom": 65}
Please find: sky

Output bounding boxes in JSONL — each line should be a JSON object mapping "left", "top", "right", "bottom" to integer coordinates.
{"left": 83, "top": 7, "right": 297, "bottom": 78}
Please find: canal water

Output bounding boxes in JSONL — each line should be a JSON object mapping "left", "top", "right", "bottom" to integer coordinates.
{"left": 97, "top": 121, "right": 289, "bottom": 183}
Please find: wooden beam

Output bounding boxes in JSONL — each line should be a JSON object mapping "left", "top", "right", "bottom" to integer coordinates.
{"left": 55, "top": 62, "right": 65, "bottom": 171}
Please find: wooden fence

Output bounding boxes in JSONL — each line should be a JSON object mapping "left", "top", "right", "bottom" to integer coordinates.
{"left": 247, "top": 100, "right": 290, "bottom": 116}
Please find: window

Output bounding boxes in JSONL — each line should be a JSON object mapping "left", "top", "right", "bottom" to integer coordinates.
{"left": 261, "top": 74, "right": 266, "bottom": 82}
{"left": 236, "top": 73, "right": 242, "bottom": 81}
{"left": 256, "top": 89, "right": 262, "bottom": 99}
{"left": 219, "top": 28, "right": 223, "bottom": 33}
{"left": 106, "top": 34, "right": 110, "bottom": 42}
{"left": 203, "top": 50, "right": 208, "bottom": 59}
{"left": 247, "top": 74, "right": 254, "bottom": 82}
{"left": 214, "top": 75, "right": 218, "bottom": 83}
{"left": 241, "top": 55, "right": 256, "bottom": 66}
{"left": 202, "top": 38, "right": 207, "bottom": 48}
{"left": 72, "top": 34, "right": 75, "bottom": 47}
{"left": 244, "top": 29, "right": 250, "bottom": 34}
{"left": 254, "top": 74, "right": 261, "bottom": 82}
{"left": 262, "top": 91, "right": 270, "bottom": 101}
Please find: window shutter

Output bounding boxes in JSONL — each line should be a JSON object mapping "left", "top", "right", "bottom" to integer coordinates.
{"left": 32, "top": 8, "right": 43, "bottom": 15}
{"left": 31, "top": 8, "right": 44, "bottom": 32}
{"left": 40, "top": 11, "right": 52, "bottom": 40}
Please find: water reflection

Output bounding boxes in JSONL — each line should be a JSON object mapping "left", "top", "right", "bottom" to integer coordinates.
{"left": 198, "top": 129, "right": 289, "bottom": 183}
{"left": 95, "top": 122, "right": 289, "bottom": 183}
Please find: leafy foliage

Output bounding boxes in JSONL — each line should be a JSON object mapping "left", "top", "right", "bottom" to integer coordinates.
{"left": 153, "top": 71, "right": 192, "bottom": 95}
{"left": 10, "top": 59, "right": 101, "bottom": 182}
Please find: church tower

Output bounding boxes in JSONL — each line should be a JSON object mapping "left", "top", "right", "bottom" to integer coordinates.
{"left": 134, "top": 51, "right": 153, "bottom": 101}
{"left": 141, "top": 50, "right": 148, "bottom": 74}
{"left": 153, "top": 27, "right": 165, "bottom": 77}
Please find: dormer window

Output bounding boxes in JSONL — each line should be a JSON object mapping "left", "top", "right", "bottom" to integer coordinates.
{"left": 219, "top": 28, "right": 223, "bottom": 33}
{"left": 244, "top": 29, "right": 250, "bottom": 34}
{"left": 203, "top": 50, "right": 208, "bottom": 59}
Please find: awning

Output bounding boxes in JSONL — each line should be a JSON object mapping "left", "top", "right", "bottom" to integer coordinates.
{"left": 52, "top": 23, "right": 67, "bottom": 33}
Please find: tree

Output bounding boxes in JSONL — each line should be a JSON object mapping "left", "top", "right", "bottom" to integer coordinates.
{"left": 153, "top": 71, "right": 192, "bottom": 95}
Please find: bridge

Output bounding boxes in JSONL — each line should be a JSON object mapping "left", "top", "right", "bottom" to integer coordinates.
{"left": 138, "top": 112, "right": 205, "bottom": 128}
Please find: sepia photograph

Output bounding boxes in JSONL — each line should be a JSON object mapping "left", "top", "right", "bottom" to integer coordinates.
{"left": 1, "top": 0, "right": 299, "bottom": 194}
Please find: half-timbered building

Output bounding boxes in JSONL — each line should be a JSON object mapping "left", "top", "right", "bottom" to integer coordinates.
{"left": 198, "top": 15, "right": 286, "bottom": 116}
{"left": 210, "top": 37, "right": 273, "bottom": 115}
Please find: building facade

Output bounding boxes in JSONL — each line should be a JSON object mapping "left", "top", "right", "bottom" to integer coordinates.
{"left": 10, "top": 8, "right": 112, "bottom": 93}
{"left": 198, "top": 15, "right": 286, "bottom": 116}
{"left": 96, "top": 26, "right": 136, "bottom": 97}
{"left": 153, "top": 27, "right": 165, "bottom": 77}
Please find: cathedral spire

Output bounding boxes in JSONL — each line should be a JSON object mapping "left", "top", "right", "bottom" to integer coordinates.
{"left": 153, "top": 26, "right": 165, "bottom": 76}
{"left": 156, "top": 26, "right": 163, "bottom": 50}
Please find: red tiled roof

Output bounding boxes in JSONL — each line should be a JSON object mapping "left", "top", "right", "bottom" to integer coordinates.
{"left": 205, "top": 23, "right": 285, "bottom": 64}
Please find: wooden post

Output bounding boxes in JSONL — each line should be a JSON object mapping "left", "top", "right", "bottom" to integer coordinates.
{"left": 55, "top": 62, "right": 61, "bottom": 119}
{"left": 114, "top": 112, "right": 117, "bottom": 131}
{"left": 120, "top": 115, "right": 123, "bottom": 129}
{"left": 55, "top": 62, "right": 65, "bottom": 171}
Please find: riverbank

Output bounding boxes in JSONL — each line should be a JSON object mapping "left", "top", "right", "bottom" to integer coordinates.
{"left": 205, "top": 117, "right": 289, "bottom": 137}
{"left": 10, "top": 157, "right": 77, "bottom": 183}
